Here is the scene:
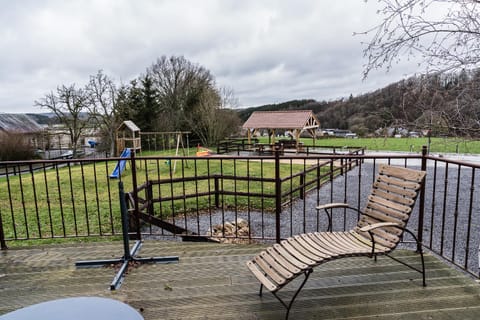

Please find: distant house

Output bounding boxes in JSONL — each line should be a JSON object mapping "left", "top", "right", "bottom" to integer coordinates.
{"left": 333, "top": 129, "right": 357, "bottom": 138}
{"left": 323, "top": 128, "right": 357, "bottom": 138}
{"left": 0, "top": 113, "right": 44, "bottom": 148}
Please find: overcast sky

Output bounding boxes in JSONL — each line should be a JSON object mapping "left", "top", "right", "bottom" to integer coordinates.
{"left": 0, "top": 0, "right": 422, "bottom": 114}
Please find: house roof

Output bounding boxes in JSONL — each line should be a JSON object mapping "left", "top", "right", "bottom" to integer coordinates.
{"left": 242, "top": 110, "right": 319, "bottom": 130}
{"left": 0, "top": 113, "right": 43, "bottom": 134}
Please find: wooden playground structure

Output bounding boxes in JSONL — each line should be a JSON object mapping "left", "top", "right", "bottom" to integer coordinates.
{"left": 116, "top": 121, "right": 190, "bottom": 157}
{"left": 115, "top": 121, "right": 192, "bottom": 174}
{"left": 115, "top": 121, "right": 142, "bottom": 156}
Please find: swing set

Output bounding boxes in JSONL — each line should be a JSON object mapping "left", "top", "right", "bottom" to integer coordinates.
{"left": 139, "top": 131, "right": 191, "bottom": 173}
{"left": 115, "top": 121, "right": 198, "bottom": 175}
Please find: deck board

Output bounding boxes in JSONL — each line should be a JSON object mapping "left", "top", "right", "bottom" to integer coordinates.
{"left": 1, "top": 241, "right": 479, "bottom": 319}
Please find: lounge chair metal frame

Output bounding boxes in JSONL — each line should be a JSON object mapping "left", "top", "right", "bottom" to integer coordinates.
{"left": 247, "top": 164, "right": 427, "bottom": 320}
{"left": 320, "top": 204, "right": 426, "bottom": 282}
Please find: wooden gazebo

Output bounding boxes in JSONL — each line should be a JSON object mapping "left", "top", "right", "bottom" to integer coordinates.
{"left": 116, "top": 120, "right": 141, "bottom": 155}
{"left": 242, "top": 110, "right": 320, "bottom": 149}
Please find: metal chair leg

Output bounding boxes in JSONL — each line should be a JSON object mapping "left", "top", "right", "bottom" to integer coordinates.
{"left": 382, "top": 228, "right": 426, "bottom": 287}
{"left": 418, "top": 247, "right": 426, "bottom": 287}
{"left": 272, "top": 269, "right": 313, "bottom": 320}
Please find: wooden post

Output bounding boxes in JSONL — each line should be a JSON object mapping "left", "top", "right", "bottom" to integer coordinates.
{"left": 294, "top": 129, "right": 300, "bottom": 151}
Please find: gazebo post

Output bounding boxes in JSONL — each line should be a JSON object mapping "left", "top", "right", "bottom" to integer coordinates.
{"left": 294, "top": 129, "right": 300, "bottom": 149}
{"left": 274, "top": 129, "right": 278, "bottom": 144}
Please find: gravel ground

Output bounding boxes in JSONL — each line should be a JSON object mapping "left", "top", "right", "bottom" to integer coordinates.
{"left": 145, "top": 156, "right": 480, "bottom": 275}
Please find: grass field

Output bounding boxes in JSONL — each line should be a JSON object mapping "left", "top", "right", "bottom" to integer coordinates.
{"left": 256, "top": 136, "right": 480, "bottom": 154}
{"left": 0, "top": 155, "right": 328, "bottom": 244}
{"left": 8, "top": 135, "right": 471, "bottom": 245}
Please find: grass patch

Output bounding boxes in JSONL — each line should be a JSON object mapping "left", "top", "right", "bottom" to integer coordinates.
{"left": 0, "top": 161, "right": 123, "bottom": 241}
{"left": 256, "top": 137, "right": 480, "bottom": 154}
{"left": 0, "top": 155, "right": 331, "bottom": 243}
{"left": 126, "top": 157, "right": 327, "bottom": 215}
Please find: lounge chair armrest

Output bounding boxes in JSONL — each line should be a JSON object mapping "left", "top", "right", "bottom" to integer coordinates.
{"left": 316, "top": 203, "right": 350, "bottom": 210}
{"left": 316, "top": 203, "right": 362, "bottom": 232}
{"left": 359, "top": 222, "right": 400, "bottom": 232}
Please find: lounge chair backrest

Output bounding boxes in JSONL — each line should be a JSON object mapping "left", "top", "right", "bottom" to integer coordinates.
{"left": 354, "top": 164, "right": 426, "bottom": 249}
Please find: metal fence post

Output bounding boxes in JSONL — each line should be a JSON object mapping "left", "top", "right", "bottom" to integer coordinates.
{"left": 0, "top": 207, "right": 7, "bottom": 250}
{"left": 214, "top": 175, "right": 220, "bottom": 208}
{"left": 130, "top": 150, "right": 141, "bottom": 240}
{"left": 299, "top": 173, "right": 305, "bottom": 200}
{"left": 147, "top": 181, "right": 154, "bottom": 216}
{"left": 275, "top": 149, "right": 282, "bottom": 243}
{"left": 316, "top": 165, "right": 321, "bottom": 190}
{"left": 417, "top": 145, "right": 428, "bottom": 253}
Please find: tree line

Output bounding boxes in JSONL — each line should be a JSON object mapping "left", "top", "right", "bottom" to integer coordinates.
{"left": 35, "top": 56, "right": 241, "bottom": 157}
{"left": 30, "top": 0, "right": 480, "bottom": 156}
{"left": 239, "top": 70, "right": 480, "bottom": 138}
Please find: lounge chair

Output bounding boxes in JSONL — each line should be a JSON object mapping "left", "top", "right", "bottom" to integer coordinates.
{"left": 246, "top": 164, "right": 426, "bottom": 319}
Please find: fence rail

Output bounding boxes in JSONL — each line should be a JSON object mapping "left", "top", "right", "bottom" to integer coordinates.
{"left": 1, "top": 148, "right": 479, "bottom": 278}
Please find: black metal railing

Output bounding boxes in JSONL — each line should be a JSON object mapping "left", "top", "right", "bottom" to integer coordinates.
{"left": 421, "top": 155, "right": 480, "bottom": 277}
{"left": 216, "top": 138, "right": 366, "bottom": 157}
{"left": 216, "top": 137, "right": 259, "bottom": 154}
{"left": 0, "top": 157, "right": 125, "bottom": 244}
{"left": 1, "top": 147, "right": 479, "bottom": 278}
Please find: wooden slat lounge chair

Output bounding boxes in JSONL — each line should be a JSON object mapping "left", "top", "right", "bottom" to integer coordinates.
{"left": 246, "top": 164, "right": 427, "bottom": 319}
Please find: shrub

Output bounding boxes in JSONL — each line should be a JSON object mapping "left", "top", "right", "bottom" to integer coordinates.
{"left": 0, "top": 131, "right": 36, "bottom": 161}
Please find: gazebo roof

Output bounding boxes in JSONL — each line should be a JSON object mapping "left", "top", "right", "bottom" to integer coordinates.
{"left": 242, "top": 110, "right": 319, "bottom": 130}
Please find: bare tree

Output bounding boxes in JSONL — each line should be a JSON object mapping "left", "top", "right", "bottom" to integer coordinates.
{"left": 86, "top": 70, "right": 118, "bottom": 156}
{"left": 362, "top": 0, "right": 480, "bottom": 78}
{"left": 35, "top": 85, "right": 90, "bottom": 158}
{"left": 442, "top": 71, "right": 480, "bottom": 135}
{"left": 361, "top": 0, "right": 480, "bottom": 137}
{"left": 185, "top": 86, "right": 241, "bottom": 146}
{"left": 186, "top": 86, "right": 222, "bottom": 146}
{"left": 147, "top": 55, "right": 215, "bottom": 131}
{"left": 218, "top": 86, "right": 240, "bottom": 109}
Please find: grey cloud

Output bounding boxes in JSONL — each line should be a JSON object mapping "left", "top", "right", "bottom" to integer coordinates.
{"left": 0, "top": 0, "right": 420, "bottom": 113}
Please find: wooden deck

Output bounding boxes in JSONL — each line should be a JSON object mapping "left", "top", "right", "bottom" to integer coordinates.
{"left": 1, "top": 240, "right": 480, "bottom": 319}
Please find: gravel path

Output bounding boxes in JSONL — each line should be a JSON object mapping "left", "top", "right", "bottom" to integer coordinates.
{"left": 146, "top": 156, "right": 480, "bottom": 275}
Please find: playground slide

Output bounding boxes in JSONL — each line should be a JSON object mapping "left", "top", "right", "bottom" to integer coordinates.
{"left": 109, "top": 148, "right": 131, "bottom": 179}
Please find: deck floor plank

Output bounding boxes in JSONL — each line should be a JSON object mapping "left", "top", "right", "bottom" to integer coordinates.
{"left": 1, "top": 241, "right": 479, "bottom": 319}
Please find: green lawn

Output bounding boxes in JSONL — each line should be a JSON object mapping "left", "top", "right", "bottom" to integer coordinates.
{"left": 0, "top": 161, "right": 122, "bottom": 241}
{"left": 4, "top": 136, "right": 478, "bottom": 246}
{"left": 256, "top": 136, "right": 480, "bottom": 154}
{"left": 124, "top": 156, "right": 327, "bottom": 215}
{"left": 0, "top": 155, "right": 328, "bottom": 243}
